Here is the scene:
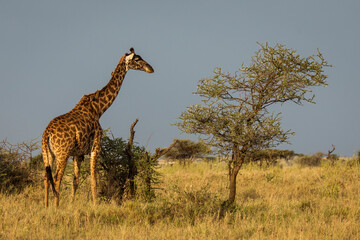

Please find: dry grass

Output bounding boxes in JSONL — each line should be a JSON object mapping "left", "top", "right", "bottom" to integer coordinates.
{"left": 1, "top": 160, "right": 360, "bottom": 239}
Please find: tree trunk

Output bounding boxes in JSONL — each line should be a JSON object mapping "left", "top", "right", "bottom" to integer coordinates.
{"left": 126, "top": 119, "right": 138, "bottom": 198}
{"left": 219, "top": 148, "right": 243, "bottom": 219}
{"left": 227, "top": 146, "right": 243, "bottom": 204}
{"left": 228, "top": 162, "right": 242, "bottom": 204}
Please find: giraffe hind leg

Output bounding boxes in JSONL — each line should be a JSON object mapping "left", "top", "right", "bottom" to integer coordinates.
{"left": 46, "top": 166, "right": 55, "bottom": 193}
{"left": 44, "top": 171, "right": 49, "bottom": 207}
{"left": 43, "top": 143, "right": 55, "bottom": 207}
{"left": 44, "top": 166, "right": 55, "bottom": 207}
{"left": 53, "top": 154, "right": 70, "bottom": 208}
{"left": 72, "top": 155, "right": 84, "bottom": 201}
{"left": 90, "top": 128, "right": 102, "bottom": 205}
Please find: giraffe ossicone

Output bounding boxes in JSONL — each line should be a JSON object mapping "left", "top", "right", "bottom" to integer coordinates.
{"left": 42, "top": 48, "right": 153, "bottom": 208}
{"left": 125, "top": 53, "right": 135, "bottom": 71}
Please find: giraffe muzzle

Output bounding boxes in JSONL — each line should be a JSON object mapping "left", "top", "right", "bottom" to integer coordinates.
{"left": 145, "top": 65, "right": 154, "bottom": 73}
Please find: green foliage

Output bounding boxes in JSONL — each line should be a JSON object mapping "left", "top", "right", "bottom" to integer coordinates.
{"left": 98, "top": 133, "right": 146, "bottom": 203}
{"left": 98, "top": 132, "right": 163, "bottom": 203}
{"left": 176, "top": 42, "right": 331, "bottom": 203}
{"left": 134, "top": 140, "right": 179, "bottom": 201}
{"left": 135, "top": 152, "right": 162, "bottom": 201}
{"left": 164, "top": 139, "right": 211, "bottom": 165}
{"left": 98, "top": 134, "right": 129, "bottom": 202}
{"left": 177, "top": 42, "right": 331, "bottom": 155}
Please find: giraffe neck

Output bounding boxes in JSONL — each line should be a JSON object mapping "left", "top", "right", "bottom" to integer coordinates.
{"left": 97, "top": 55, "right": 128, "bottom": 116}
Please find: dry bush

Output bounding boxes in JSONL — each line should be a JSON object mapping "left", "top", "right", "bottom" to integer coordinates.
{"left": 0, "top": 139, "right": 41, "bottom": 193}
{"left": 0, "top": 152, "right": 38, "bottom": 193}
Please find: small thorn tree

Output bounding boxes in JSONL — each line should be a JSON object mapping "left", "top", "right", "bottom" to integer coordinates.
{"left": 176, "top": 43, "right": 331, "bottom": 204}
{"left": 164, "top": 139, "right": 211, "bottom": 165}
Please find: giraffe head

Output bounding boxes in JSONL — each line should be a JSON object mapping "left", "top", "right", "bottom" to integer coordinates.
{"left": 124, "top": 48, "right": 154, "bottom": 73}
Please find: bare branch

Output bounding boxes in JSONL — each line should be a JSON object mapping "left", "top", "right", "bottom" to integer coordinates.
{"left": 327, "top": 144, "right": 336, "bottom": 159}
{"left": 127, "top": 118, "right": 139, "bottom": 149}
{"left": 153, "top": 139, "right": 179, "bottom": 161}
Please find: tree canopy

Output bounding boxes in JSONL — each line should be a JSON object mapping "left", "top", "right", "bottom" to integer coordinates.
{"left": 177, "top": 43, "right": 331, "bottom": 155}
{"left": 164, "top": 139, "right": 211, "bottom": 160}
{"left": 176, "top": 43, "right": 331, "bottom": 204}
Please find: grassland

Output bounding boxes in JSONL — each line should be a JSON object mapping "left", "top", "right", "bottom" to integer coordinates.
{"left": 1, "top": 160, "right": 360, "bottom": 239}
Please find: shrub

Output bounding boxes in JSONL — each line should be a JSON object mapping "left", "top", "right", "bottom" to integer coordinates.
{"left": 164, "top": 139, "right": 211, "bottom": 165}
{"left": 0, "top": 152, "right": 36, "bottom": 193}
{"left": 98, "top": 134, "right": 146, "bottom": 203}
{"left": 98, "top": 134, "right": 129, "bottom": 203}
{"left": 247, "top": 149, "right": 295, "bottom": 166}
{"left": 98, "top": 132, "right": 162, "bottom": 204}
{"left": 135, "top": 151, "right": 161, "bottom": 201}
{"left": 29, "top": 153, "right": 43, "bottom": 170}
{"left": 328, "top": 153, "right": 339, "bottom": 161}
{"left": 295, "top": 154, "right": 322, "bottom": 167}
{"left": 0, "top": 139, "right": 41, "bottom": 193}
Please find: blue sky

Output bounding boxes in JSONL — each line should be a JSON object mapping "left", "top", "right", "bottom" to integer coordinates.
{"left": 0, "top": 0, "right": 359, "bottom": 156}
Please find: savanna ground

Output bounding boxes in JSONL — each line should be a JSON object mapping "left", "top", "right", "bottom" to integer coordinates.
{"left": 1, "top": 159, "right": 360, "bottom": 240}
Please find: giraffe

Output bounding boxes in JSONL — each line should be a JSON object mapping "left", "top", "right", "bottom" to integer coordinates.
{"left": 42, "top": 48, "right": 154, "bottom": 208}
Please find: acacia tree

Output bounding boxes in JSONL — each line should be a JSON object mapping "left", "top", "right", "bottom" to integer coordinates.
{"left": 176, "top": 43, "right": 331, "bottom": 204}
{"left": 164, "top": 139, "right": 211, "bottom": 165}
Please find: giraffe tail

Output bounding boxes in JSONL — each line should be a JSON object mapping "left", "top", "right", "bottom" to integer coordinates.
{"left": 42, "top": 132, "right": 56, "bottom": 194}
{"left": 46, "top": 166, "right": 56, "bottom": 194}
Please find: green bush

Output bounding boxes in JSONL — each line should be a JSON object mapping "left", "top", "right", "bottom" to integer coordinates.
{"left": 134, "top": 151, "right": 162, "bottom": 201}
{"left": 164, "top": 139, "right": 211, "bottom": 165}
{"left": 98, "top": 133, "right": 160, "bottom": 203}
{"left": 98, "top": 134, "right": 129, "bottom": 203}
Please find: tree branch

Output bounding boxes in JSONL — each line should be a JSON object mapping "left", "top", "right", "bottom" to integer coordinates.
{"left": 127, "top": 118, "right": 139, "bottom": 150}
{"left": 153, "top": 139, "right": 179, "bottom": 161}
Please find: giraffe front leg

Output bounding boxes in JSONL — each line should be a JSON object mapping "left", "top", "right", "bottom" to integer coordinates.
{"left": 90, "top": 130, "right": 102, "bottom": 205}
{"left": 72, "top": 155, "right": 84, "bottom": 201}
